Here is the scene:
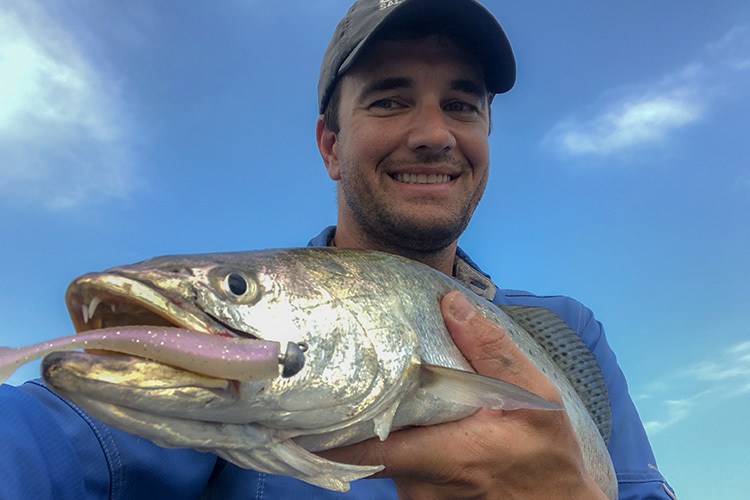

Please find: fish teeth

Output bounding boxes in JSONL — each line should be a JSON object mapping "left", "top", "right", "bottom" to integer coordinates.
{"left": 81, "top": 296, "right": 105, "bottom": 324}
{"left": 88, "top": 297, "right": 102, "bottom": 321}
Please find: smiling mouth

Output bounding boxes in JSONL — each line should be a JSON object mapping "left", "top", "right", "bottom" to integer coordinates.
{"left": 390, "top": 173, "right": 454, "bottom": 184}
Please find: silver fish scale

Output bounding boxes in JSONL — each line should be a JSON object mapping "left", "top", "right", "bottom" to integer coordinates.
{"left": 501, "top": 306, "right": 613, "bottom": 445}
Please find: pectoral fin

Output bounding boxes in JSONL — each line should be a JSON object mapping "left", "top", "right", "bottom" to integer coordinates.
{"left": 420, "top": 363, "right": 562, "bottom": 411}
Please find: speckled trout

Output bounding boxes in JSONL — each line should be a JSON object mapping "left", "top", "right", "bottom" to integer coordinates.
{"left": 0, "top": 248, "right": 616, "bottom": 497}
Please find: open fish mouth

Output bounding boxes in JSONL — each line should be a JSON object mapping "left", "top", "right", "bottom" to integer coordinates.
{"left": 0, "top": 269, "right": 289, "bottom": 385}
{"left": 52, "top": 272, "right": 306, "bottom": 381}
{"left": 66, "top": 272, "right": 225, "bottom": 337}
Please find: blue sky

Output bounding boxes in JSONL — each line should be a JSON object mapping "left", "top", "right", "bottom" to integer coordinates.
{"left": 1, "top": 1, "right": 748, "bottom": 498}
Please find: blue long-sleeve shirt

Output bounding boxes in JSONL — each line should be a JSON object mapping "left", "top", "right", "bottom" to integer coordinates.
{"left": 0, "top": 227, "right": 675, "bottom": 498}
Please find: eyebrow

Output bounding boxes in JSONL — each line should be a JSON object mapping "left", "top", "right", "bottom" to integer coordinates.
{"left": 357, "top": 76, "right": 413, "bottom": 103}
{"left": 450, "top": 79, "right": 486, "bottom": 101}
{"left": 357, "top": 76, "right": 487, "bottom": 104}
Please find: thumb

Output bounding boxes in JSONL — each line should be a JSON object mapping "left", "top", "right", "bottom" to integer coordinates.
{"left": 441, "top": 291, "right": 559, "bottom": 402}
{"left": 441, "top": 291, "right": 519, "bottom": 379}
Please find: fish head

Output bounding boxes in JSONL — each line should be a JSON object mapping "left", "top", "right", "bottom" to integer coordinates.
{"left": 68, "top": 251, "right": 305, "bottom": 343}
{"left": 66, "top": 249, "right": 376, "bottom": 349}
{"left": 62, "top": 248, "right": 420, "bottom": 420}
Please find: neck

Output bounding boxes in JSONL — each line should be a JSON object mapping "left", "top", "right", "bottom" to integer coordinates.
{"left": 332, "top": 224, "right": 457, "bottom": 276}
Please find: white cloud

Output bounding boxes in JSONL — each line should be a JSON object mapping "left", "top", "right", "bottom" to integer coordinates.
{"left": 544, "top": 25, "right": 750, "bottom": 159}
{"left": 705, "top": 25, "right": 750, "bottom": 63}
{"left": 637, "top": 338, "right": 750, "bottom": 435}
{"left": 0, "top": 2, "right": 139, "bottom": 210}
{"left": 550, "top": 92, "right": 702, "bottom": 157}
{"left": 689, "top": 363, "right": 750, "bottom": 381}
{"left": 643, "top": 397, "right": 695, "bottom": 434}
{"left": 728, "top": 340, "right": 750, "bottom": 354}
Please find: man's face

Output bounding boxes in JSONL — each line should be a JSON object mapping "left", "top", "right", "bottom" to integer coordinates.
{"left": 322, "top": 36, "right": 491, "bottom": 255}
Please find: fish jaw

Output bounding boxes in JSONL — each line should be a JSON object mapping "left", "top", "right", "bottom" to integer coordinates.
{"left": 42, "top": 351, "right": 251, "bottom": 422}
{"left": 66, "top": 272, "right": 219, "bottom": 336}
{"left": 44, "top": 351, "right": 231, "bottom": 390}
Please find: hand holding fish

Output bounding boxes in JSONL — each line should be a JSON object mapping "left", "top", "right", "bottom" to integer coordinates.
{"left": 319, "top": 291, "right": 608, "bottom": 499}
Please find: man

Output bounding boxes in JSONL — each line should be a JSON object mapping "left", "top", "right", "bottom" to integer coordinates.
{"left": 0, "top": 0, "right": 674, "bottom": 498}
{"left": 308, "top": 1, "right": 675, "bottom": 498}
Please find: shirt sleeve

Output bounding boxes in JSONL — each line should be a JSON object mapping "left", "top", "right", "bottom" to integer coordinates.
{"left": 0, "top": 380, "right": 217, "bottom": 499}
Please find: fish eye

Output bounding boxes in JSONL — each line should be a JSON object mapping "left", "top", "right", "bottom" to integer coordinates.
{"left": 219, "top": 272, "right": 257, "bottom": 302}
{"left": 225, "top": 273, "right": 247, "bottom": 296}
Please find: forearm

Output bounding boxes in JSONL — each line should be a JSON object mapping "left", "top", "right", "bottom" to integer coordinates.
{"left": 1, "top": 381, "right": 216, "bottom": 498}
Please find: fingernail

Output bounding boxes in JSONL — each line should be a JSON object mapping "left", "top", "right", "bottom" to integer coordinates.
{"left": 448, "top": 293, "right": 476, "bottom": 322}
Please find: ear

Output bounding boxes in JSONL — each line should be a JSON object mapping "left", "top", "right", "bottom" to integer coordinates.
{"left": 316, "top": 115, "right": 341, "bottom": 181}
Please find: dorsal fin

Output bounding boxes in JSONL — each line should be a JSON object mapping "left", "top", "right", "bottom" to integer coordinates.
{"left": 500, "top": 305, "right": 612, "bottom": 445}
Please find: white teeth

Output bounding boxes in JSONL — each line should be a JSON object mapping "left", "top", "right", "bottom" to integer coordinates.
{"left": 88, "top": 297, "right": 102, "bottom": 322}
{"left": 82, "top": 296, "right": 106, "bottom": 324}
{"left": 394, "top": 173, "right": 451, "bottom": 184}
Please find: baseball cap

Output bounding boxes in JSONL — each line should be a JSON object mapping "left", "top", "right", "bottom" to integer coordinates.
{"left": 318, "top": 0, "right": 516, "bottom": 114}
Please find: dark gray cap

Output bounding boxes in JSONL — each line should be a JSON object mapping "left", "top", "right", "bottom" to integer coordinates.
{"left": 318, "top": 0, "right": 516, "bottom": 114}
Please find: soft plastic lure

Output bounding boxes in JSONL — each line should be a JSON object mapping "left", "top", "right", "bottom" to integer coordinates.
{"left": 0, "top": 326, "right": 305, "bottom": 384}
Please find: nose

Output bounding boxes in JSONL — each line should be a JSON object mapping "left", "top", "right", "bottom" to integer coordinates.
{"left": 406, "top": 103, "right": 457, "bottom": 152}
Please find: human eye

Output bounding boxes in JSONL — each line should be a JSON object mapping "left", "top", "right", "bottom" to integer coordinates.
{"left": 369, "top": 99, "right": 403, "bottom": 110}
{"left": 366, "top": 98, "right": 408, "bottom": 116}
{"left": 444, "top": 100, "right": 479, "bottom": 114}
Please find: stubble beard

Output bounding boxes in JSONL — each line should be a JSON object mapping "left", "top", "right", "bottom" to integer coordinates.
{"left": 339, "top": 162, "right": 488, "bottom": 258}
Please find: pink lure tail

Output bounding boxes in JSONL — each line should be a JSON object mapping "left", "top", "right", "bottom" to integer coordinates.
{"left": 0, "top": 326, "right": 297, "bottom": 384}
